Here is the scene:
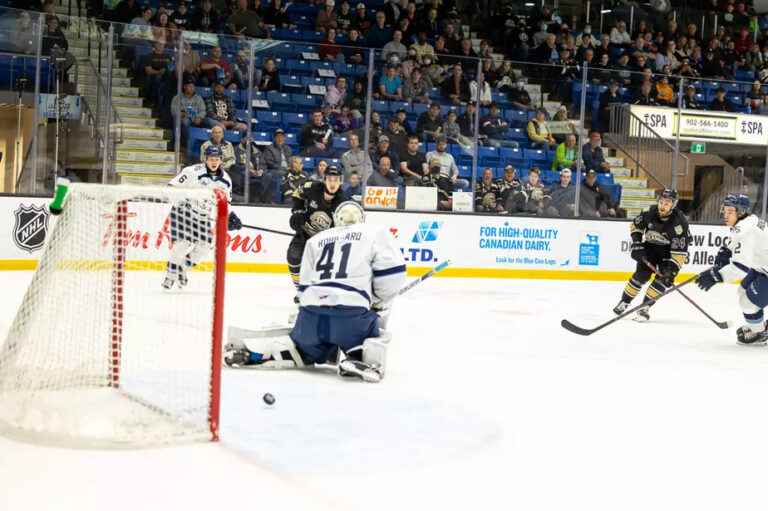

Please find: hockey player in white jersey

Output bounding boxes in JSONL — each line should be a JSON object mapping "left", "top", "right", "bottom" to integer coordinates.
{"left": 697, "top": 194, "right": 768, "bottom": 344}
{"left": 163, "top": 145, "right": 242, "bottom": 290}
{"left": 224, "top": 201, "right": 406, "bottom": 382}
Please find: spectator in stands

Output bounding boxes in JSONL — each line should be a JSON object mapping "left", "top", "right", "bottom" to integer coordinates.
{"left": 201, "top": 46, "right": 235, "bottom": 88}
{"left": 394, "top": 109, "right": 413, "bottom": 135}
{"left": 702, "top": 50, "right": 726, "bottom": 79}
{"left": 747, "top": 81, "right": 763, "bottom": 105}
{"left": 654, "top": 75, "right": 675, "bottom": 106}
{"left": 710, "top": 87, "right": 734, "bottom": 112}
{"left": 756, "top": 94, "right": 768, "bottom": 115}
{"left": 399, "top": 135, "right": 427, "bottom": 185}
{"left": 300, "top": 110, "right": 333, "bottom": 157}
{"left": 442, "top": 110, "right": 471, "bottom": 148}
{"left": 552, "top": 134, "right": 578, "bottom": 171}
{"left": 112, "top": 0, "right": 142, "bottom": 24}
{"left": 351, "top": 2, "right": 372, "bottom": 32}
{"left": 594, "top": 34, "right": 612, "bottom": 62}
{"left": 204, "top": 81, "right": 246, "bottom": 131}
{"left": 522, "top": 167, "right": 551, "bottom": 216}
{"left": 582, "top": 169, "right": 619, "bottom": 218}
{"left": 311, "top": 159, "right": 329, "bottom": 181}
{"left": 678, "top": 58, "right": 699, "bottom": 79}
{"left": 475, "top": 168, "right": 503, "bottom": 213}
{"left": 383, "top": 29, "right": 408, "bottom": 63}
{"left": 470, "top": 73, "right": 493, "bottom": 107}
{"left": 582, "top": 130, "right": 611, "bottom": 173}
{"left": 458, "top": 101, "right": 477, "bottom": 137}
{"left": 416, "top": 102, "right": 443, "bottom": 141}
{"left": 178, "top": 41, "right": 202, "bottom": 85}
{"left": 378, "top": 63, "right": 403, "bottom": 100}
{"left": 316, "top": 0, "right": 337, "bottom": 32}
{"left": 613, "top": 53, "right": 633, "bottom": 87}
{"left": 252, "top": 57, "right": 280, "bottom": 92}
{"left": 320, "top": 28, "right": 343, "bottom": 62}
{"left": 171, "top": 78, "right": 206, "bottom": 142}
{"left": 325, "top": 76, "right": 348, "bottom": 113}
{"left": 610, "top": 21, "right": 632, "bottom": 47}
{"left": 633, "top": 80, "right": 658, "bottom": 106}
{"left": 139, "top": 41, "right": 170, "bottom": 109}
{"left": 493, "top": 165, "right": 523, "bottom": 213}
{"left": 366, "top": 10, "right": 393, "bottom": 48}
{"left": 228, "top": 0, "right": 268, "bottom": 39}
{"left": 282, "top": 156, "right": 309, "bottom": 201}
{"left": 442, "top": 64, "right": 469, "bottom": 105}
{"left": 480, "top": 103, "right": 515, "bottom": 148}
{"left": 594, "top": 53, "right": 612, "bottom": 84}
{"left": 508, "top": 80, "right": 533, "bottom": 111}
{"left": 152, "top": 12, "right": 175, "bottom": 47}
{"left": 384, "top": 117, "right": 408, "bottom": 152}
{"left": 682, "top": 84, "right": 702, "bottom": 110}
{"left": 411, "top": 30, "right": 435, "bottom": 62}
{"left": 367, "top": 155, "right": 403, "bottom": 187}
{"left": 341, "top": 132, "right": 372, "bottom": 178}
{"left": 200, "top": 126, "right": 236, "bottom": 171}
{"left": 231, "top": 137, "right": 273, "bottom": 203}
{"left": 191, "top": 0, "right": 222, "bottom": 32}
{"left": 527, "top": 108, "right": 557, "bottom": 149}
{"left": 598, "top": 80, "right": 624, "bottom": 130}
{"left": 263, "top": 0, "right": 290, "bottom": 28}
{"left": 421, "top": 55, "right": 445, "bottom": 86}
{"left": 346, "top": 79, "right": 367, "bottom": 118}
{"left": 335, "top": 1, "right": 353, "bottom": 32}
{"left": 262, "top": 128, "right": 293, "bottom": 176}
{"left": 42, "top": 15, "right": 75, "bottom": 81}
{"left": 403, "top": 67, "right": 431, "bottom": 103}
{"left": 398, "top": 18, "right": 415, "bottom": 46}
{"left": 426, "top": 135, "right": 468, "bottom": 190}
{"left": 343, "top": 29, "right": 366, "bottom": 64}
{"left": 368, "top": 111, "right": 385, "bottom": 144}
{"left": 370, "top": 135, "right": 400, "bottom": 170}
{"left": 343, "top": 171, "right": 363, "bottom": 201}
{"left": 546, "top": 168, "right": 576, "bottom": 217}
{"left": 331, "top": 104, "right": 357, "bottom": 133}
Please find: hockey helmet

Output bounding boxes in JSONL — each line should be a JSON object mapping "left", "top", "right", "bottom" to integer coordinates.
{"left": 325, "top": 165, "right": 342, "bottom": 178}
{"left": 334, "top": 200, "right": 365, "bottom": 227}
{"left": 722, "top": 193, "right": 751, "bottom": 217}
{"left": 658, "top": 188, "right": 678, "bottom": 209}
{"left": 204, "top": 145, "right": 223, "bottom": 159}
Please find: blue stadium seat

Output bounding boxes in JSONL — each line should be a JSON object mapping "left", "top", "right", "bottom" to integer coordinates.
{"left": 412, "top": 103, "right": 428, "bottom": 115}
{"left": 302, "top": 157, "right": 317, "bottom": 169}
{"left": 292, "top": 94, "right": 321, "bottom": 108}
{"left": 524, "top": 148, "right": 546, "bottom": 162}
{"left": 284, "top": 112, "right": 308, "bottom": 126}
{"left": 333, "top": 137, "right": 349, "bottom": 150}
{"left": 252, "top": 131, "right": 272, "bottom": 143}
{"left": 500, "top": 147, "right": 523, "bottom": 161}
{"left": 256, "top": 111, "right": 282, "bottom": 128}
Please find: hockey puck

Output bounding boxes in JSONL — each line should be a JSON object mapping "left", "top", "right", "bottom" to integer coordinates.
{"left": 263, "top": 393, "right": 275, "bottom": 405}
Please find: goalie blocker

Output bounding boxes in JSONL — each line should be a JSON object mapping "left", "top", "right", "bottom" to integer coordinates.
{"left": 226, "top": 201, "right": 406, "bottom": 382}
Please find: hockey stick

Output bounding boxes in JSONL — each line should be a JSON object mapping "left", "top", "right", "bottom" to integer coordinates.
{"left": 644, "top": 260, "right": 730, "bottom": 329}
{"left": 398, "top": 260, "right": 451, "bottom": 296}
{"left": 561, "top": 273, "right": 700, "bottom": 336}
{"left": 241, "top": 223, "right": 293, "bottom": 237}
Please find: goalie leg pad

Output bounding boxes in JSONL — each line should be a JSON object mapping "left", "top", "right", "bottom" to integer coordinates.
{"left": 242, "top": 335, "right": 306, "bottom": 369}
{"left": 169, "top": 240, "right": 195, "bottom": 267}
{"left": 363, "top": 331, "right": 392, "bottom": 377}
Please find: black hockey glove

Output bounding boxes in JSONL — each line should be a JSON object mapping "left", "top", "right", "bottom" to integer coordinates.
{"left": 658, "top": 259, "right": 679, "bottom": 281}
{"left": 228, "top": 211, "right": 242, "bottom": 231}
{"left": 714, "top": 246, "right": 732, "bottom": 269}
{"left": 289, "top": 211, "right": 306, "bottom": 232}
{"left": 630, "top": 241, "right": 646, "bottom": 263}
{"left": 696, "top": 267, "right": 723, "bottom": 291}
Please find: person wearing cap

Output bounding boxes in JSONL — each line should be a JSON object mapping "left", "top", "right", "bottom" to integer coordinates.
{"left": 232, "top": 136, "right": 273, "bottom": 203}
{"left": 350, "top": 2, "right": 372, "bottom": 32}
{"left": 526, "top": 108, "right": 557, "bottom": 149}
{"left": 425, "top": 135, "right": 468, "bottom": 190}
{"left": 171, "top": 78, "right": 206, "bottom": 142}
{"left": 377, "top": 64, "right": 403, "bottom": 100}
{"left": 316, "top": 0, "right": 337, "bottom": 32}
{"left": 496, "top": 166, "right": 527, "bottom": 214}
{"left": 341, "top": 132, "right": 373, "bottom": 179}
{"left": 300, "top": 109, "right": 334, "bottom": 157}
{"left": 475, "top": 168, "right": 503, "bottom": 213}
{"left": 191, "top": 0, "right": 222, "bottom": 33}
{"left": 204, "top": 81, "right": 247, "bottom": 132}
{"left": 200, "top": 125, "right": 236, "bottom": 172}
{"left": 480, "top": 102, "right": 517, "bottom": 149}
{"left": 393, "top": 108, "right": 413, "bottom": 135}
{"left": 597, "top": 80, "right": 623, "bottom": 130}
{"left": 458, "top": 101, "right": 477, "bottom": 137}
{"left": 582, "top": 130, "right": 611, "bottom": 174}
{"left": 710, "top": 87, "right": 734, "bottom": 112}
{"left": 263, "top": 128, "right": 293, "bottom": 176}
{"left": 682, "top": 84, "right": 701, "bottom": 110}
{"left": 416, "top": 102, "right": 443, "bottom": 141}
{"left": 521, "top": 167, "right": 552, "bottom": 216}
{"left": 370, "top": 135, "right": 400, "bottom": 170}
{"left": 582, "top": 169, "right": 620, "bottom": 218}
{"left": 384, "top": 116, "right": 408, "bottom": 153}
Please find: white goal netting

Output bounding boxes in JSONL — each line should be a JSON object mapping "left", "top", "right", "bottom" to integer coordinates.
{"left": 0, "top": 184, "right": 227, "bottom": 447}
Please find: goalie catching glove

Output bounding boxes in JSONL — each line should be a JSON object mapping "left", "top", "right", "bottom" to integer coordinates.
{"left": 228, "top": 211, "right": 242, "bottom": 231}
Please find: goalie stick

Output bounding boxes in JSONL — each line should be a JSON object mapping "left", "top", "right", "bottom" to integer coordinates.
{"left": 644, "top": 260, "right": 729, "bottom": 329}
{"left": 561, "top": 273, "right": 700, "bottom": 336}
{"left": 398, "top": 260, "right": 451, "bottom": 296}
{"left": 241, "top": 223, "right": 293, "bottom": 237}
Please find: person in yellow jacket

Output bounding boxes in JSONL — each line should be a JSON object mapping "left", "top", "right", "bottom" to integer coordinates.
{"left": 526, "top": 108, "right": 557, "bottom": 149}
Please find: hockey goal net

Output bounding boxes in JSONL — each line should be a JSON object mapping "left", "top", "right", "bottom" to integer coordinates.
{"left": 0, "top": 183, "right": 228, "bottom": 446}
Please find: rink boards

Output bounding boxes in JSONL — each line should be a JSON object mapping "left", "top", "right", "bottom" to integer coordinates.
{"left": 0, "top": 195, "right": 731, "bottom": 281}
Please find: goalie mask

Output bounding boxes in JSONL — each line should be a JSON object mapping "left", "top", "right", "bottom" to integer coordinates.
{"left": 333, "top": 201, "right": 365, "bottom": 227}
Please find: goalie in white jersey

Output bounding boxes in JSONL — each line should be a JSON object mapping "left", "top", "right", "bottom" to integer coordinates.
{"left": 163, "top": 145, "right": 242, "bottom": 290}
{"left": 697, "top": 194, "right": 768, "bottom": 344}
{"left": 224, "top": 201, "right": 406, "bottom": 382}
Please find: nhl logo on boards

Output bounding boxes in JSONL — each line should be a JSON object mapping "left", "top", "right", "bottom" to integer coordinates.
{"left": 12, "top": 204, "right": 49, "bottom": 253}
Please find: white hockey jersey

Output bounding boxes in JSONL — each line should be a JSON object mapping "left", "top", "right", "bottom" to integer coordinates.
{"left": 720, "top": 215, "right": 768, "bottom": 280}
{"left": 298, "top": 223, "right": 407, "bottom": 309}
{"left": 168, "top": 163, "right": 233, "bottom": 203}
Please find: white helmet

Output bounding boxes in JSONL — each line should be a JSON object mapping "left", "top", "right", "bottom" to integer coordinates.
{"left": 333, "top": 201, "right": 365, "bottom": 227}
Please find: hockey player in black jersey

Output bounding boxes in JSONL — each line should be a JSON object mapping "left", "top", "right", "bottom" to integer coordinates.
{"left": 286, "top": 165, "right": 345, "bottom": 291}
{"left": 613, "top": 189, "right": 692, "bottom": 321}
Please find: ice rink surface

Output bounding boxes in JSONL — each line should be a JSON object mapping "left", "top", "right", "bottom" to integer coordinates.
{"left": 3, "top": 270, "right": 768, "bottom": 510}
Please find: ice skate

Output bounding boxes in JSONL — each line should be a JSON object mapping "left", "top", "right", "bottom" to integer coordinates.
{"left": 161, "top": 272, "right": 176, "bottom": 290}
{"left": 223, "top": 342, "right": 252, "bottom": 367}
{"left": 737, "top": 324, "right": 768, "bottom": 345}
{"left": 177, "top": 265, "right": 188, "bottom": 288}
{"left": 338, "top": 358, "right": 382, "bottom": 383}
{"left": 633, "top": 305, "right": 650, "bottom": 322}
{"left": 613, "top": 300, "right": 629, "bottom": 316}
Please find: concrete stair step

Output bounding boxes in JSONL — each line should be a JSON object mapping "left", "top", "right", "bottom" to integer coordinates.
{"left": 621, "top": 188, "right": 656, "bottom": 198}
{"left": 76, "top": 60, "right": 130, "bottom": 78}
{"left": 116, "top": 149, "right": 175, "bottom": 163}
{"left": 620, "top": 198, "right": 657, "bottom": 209}
{"left": 116, "top": 115, "right": 156, "bottom": 127}
{"left": 118, "top": 138, "right": 169, "bottom": 150}
{"left": 605, "top": 156, "right": 624, "bottom": 166}
{"left": 625, "top": 207, "right": 643, "bottom": 217}
{"left": 115, "top": 104, "right": 152, "bottom": 117}
{"left": 112, "top": 124, "right": 166, "bottom": 138}
{"left": 614, "top": 176, "right": 648, "bottom": 188}
{"left": 77, "top": 74, "right": 133, "bottom": 87}
{"left": 70, "top": 46, "right": 117, "bottom": 59}
{"left": 609, "top": 166, "right": 631, "bottom": 177}
{"left": 78, "top": 84, "right": 139, "bottom": 97}
{"left": 118, "top": 172, "right": 177, "bottom": 185}
{"left": 115, "top": 161, "right": 176, "bottom": 173}
{"left": 111, "top": 95, "right": 144, "bottom": 107}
